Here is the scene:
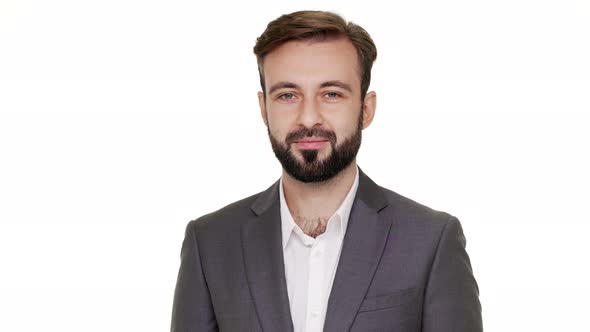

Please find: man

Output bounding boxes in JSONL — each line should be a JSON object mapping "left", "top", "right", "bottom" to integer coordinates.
{"left": 171, "top": 10, "right": 482, "bottom": 332}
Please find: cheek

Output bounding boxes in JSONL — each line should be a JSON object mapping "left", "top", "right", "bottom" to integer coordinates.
{"left": 267, "top": 122, "right": 289, "bottom": 143}
{"left": 267, "top": 108, "right": 295, "bottom": 127}
{"left": 325, "top": 114, "right": 358, "bottom": 140}
{"left": 268, "top": 115, "right": 301, "bottom": 139}
{"left": 267, "top": 125, "right": 282, "bottom": 140}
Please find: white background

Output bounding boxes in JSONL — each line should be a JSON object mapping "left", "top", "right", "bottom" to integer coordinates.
{"left": 1, "top": 0, "right": 589, "bottom": 331}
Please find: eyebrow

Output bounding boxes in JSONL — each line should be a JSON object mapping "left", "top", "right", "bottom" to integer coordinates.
{"left": 268, "top": 82, "right": 299, "bottom": 95}
{"left": 268, "top": 80, "right": 353, "bottom": 95}
{"left": 320, "top": 80, "right": 353, "bottom": 93}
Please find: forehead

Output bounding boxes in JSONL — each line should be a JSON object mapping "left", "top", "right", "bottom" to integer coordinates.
{"left": 262, "top": 37, "right": 361, "bottom": 91}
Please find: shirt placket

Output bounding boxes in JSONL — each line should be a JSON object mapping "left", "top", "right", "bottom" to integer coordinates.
{"left": 305, "top": 237, "right": 325, "bottom": 332}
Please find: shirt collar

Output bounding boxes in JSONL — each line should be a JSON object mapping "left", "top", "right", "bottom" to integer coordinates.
{"left": 279, "top": 165, "right": 360, "bottom": 250}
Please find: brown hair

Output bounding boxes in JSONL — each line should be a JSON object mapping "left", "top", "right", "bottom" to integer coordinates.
{"left": 253, "top": 10, "right": 377, "bottom": 101}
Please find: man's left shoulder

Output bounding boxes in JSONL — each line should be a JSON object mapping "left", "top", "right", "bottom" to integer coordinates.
{"left": 377, "top": 185, "right": 458, "bottom": 232}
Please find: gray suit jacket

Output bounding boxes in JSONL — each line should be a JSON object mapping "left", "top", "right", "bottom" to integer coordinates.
{"left": 171, "top": 168, "right": 482, "bottom": 331}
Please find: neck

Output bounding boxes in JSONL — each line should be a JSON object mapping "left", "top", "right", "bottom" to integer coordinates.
{"left": 282, "top": 161, "right": 358, "bottom": 221}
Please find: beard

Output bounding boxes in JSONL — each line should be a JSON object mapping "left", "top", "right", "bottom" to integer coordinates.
{"left": 267, "top": 110, "right": 363, "bottom": 183}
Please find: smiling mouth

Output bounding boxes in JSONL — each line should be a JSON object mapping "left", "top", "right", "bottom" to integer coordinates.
{"left": 295, "top": 140, "right": 328, "bottom": 149}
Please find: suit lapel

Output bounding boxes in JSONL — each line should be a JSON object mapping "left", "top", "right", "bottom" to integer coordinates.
{"left": 242, "top": 179, "right": 294, "bottom": 332}
{"left": 323, "top": 168, "right": 392, "bottom": 332}
{"left": 242, "top": 167, "right": 390, "bottom": 332}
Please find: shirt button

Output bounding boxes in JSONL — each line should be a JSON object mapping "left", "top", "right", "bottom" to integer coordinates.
{"left": 311, "top": 310, "right": 319, "bottom": 318}
{"left": 314, "top": 250, "right": 323, "bottom": 257}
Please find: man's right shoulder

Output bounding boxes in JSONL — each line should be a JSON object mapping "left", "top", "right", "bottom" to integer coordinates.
{"left": 184, "top": 189, "right": 266, "bottom": 234}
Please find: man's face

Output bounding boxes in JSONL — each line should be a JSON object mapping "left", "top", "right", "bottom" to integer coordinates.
{"left": 258, "top": 36, "right": 374, "bottom": 183}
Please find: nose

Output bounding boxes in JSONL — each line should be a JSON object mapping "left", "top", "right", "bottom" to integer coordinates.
{"left": 296, "top": 96, "right": 323, "bottom": 129}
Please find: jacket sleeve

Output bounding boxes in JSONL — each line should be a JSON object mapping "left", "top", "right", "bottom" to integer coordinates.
{"left": 422, "top": 217, "right": 483, "bottom": 331}
{"left": 171, "top": 220, "right": 219, "bottom": 332}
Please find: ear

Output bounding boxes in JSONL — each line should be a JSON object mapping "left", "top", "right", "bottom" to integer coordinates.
{"left": 361, "top": 91, "right": 377, "bottom": 129}
{"left": 258, "top": 91, "right": 268, "bottom": 127}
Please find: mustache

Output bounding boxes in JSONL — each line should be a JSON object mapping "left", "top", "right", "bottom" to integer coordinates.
{"left": 285, "top": 127, "right": 337, "bottom": 144}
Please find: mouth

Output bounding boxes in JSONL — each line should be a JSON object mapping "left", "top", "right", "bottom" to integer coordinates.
{"left": 294, "top": 139, "right": 329, "bottom": 150}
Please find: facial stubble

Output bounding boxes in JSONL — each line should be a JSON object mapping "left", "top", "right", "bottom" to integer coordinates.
{"left": 267, "top": 109, "right": 363, "bottom": 183}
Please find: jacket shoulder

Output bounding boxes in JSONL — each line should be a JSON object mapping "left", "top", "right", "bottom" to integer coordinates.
{"left": 379, "top": 185, "right": 456, "bottom": 228}
{"left": 185, "top": 190, "right": 262, "bottom": 234}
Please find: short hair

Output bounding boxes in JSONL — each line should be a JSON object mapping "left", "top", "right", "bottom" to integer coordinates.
{"left": 253, "top": 10, "right": 377, "bottom": 101}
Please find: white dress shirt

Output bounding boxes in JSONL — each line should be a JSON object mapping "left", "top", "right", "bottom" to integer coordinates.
{"left": 279, "top": 166, "right": 360, "bottom": 332}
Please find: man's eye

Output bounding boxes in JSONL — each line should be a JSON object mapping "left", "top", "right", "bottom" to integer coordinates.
{"left": 325, "top": 92, "right": 341, "bottom": 99}
{"left": 279, "top": 93, "right": 296, "bottom": 100}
